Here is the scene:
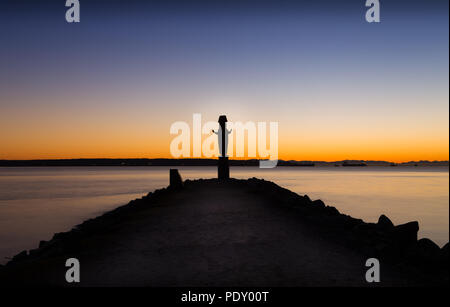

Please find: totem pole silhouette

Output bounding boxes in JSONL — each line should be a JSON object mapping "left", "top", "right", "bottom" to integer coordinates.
{"left": 213, "top": 115, "right": 231, "bottom": 179}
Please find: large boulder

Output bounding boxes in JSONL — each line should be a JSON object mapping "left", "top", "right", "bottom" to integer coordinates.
{"left": 393, "top": 221, "right": 419, "bottom": 248}
{"left": 324, "top": 206, "right": 340, "bottom": 216}
{"left": 377, "top": 214, "right": 394, "bottom": 229}
{"left": 303, "top": 195, "right": 312, "bottom": 203}
{"left": 311, "top": 199, "right": 325, "bottom": 209}
{"left": 169, "top": 169, "right": 183, "bottom": 189}
{"left": 416, "top": 238, "right": 441, "bottom": 261}
{"left": 296, "top": 195, "right": 312, "bottom": 207}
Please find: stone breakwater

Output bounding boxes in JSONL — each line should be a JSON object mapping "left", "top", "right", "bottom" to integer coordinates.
{"left": 244, "top": 179, "right": 448, "bottom": 271}
{"left": 0, "top": 178, "right": 448, "bottom": 286}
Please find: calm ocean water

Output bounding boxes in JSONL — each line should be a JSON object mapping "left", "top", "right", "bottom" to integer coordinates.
{"left": 0, "top": 166, "right": 448, "bottom": 264}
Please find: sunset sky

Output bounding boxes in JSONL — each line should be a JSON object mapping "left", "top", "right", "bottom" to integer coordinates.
{"left": 0, "top": 0, "right": 448, "bottom": 162}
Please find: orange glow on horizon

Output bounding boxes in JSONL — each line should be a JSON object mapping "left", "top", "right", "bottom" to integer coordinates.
{"left": 1, "top": 138, "right": 448, "bottom": 163}
{"left": 0, "top": 98, "right": 448, "bottom": 163}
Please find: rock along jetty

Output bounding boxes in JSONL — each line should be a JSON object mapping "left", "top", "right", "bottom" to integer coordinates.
{"left": 0, "top": 176, "right": 448, "bottom": 286}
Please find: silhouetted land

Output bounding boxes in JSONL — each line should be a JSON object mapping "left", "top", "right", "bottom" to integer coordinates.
{"left": 0, "top": 158, "right": 448, "bottom": 167}
{"left": 0, "top": 177, "right": 447, "bottom": 286}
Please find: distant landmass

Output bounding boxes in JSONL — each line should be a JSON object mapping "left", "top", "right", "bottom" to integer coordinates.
{"left": 0, "top": 159, "right": 448, "bottom": 167}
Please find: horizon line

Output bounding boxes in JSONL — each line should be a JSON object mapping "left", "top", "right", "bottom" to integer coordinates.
{"left": 0, "top": 158, "right": 448, "bottom": 164}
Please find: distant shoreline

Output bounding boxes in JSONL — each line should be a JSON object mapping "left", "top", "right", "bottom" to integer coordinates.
{"left": 0, "top": 158, "right": 448, "bottom": 167}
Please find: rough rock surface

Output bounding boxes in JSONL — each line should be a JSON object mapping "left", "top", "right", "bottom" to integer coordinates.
{"left": 0, "top": 178, "right": 447, "bottom": 286}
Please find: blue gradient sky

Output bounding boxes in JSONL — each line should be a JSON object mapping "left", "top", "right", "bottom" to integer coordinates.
{"left": 0, "top": 0, "right": 448, "bottom": 161}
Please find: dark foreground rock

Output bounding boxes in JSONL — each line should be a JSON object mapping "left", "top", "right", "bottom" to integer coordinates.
{"left": 442, "top": 243, "right": 449, "bottom": 260}
{"left": 0, "top": 178, "right": 447, "bottom": 286}
{"left": 169, "top": 169, "right": 183, "bottom": 189}
{"left": 377, "top": 215, "right": 394, "bottom": 229}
